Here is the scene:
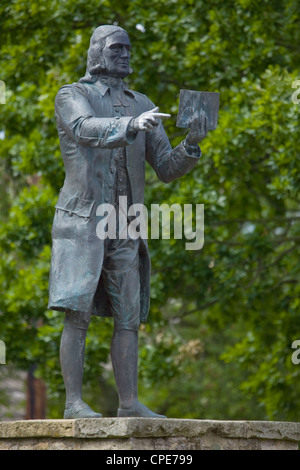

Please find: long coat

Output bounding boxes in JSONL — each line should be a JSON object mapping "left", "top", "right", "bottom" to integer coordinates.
{"left": 48, "top": 79, "right": 201, "bottom": 322}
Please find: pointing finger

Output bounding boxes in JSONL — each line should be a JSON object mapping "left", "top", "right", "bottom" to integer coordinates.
{"left": 150, "top": 113, "right": 171, "bottom": 119}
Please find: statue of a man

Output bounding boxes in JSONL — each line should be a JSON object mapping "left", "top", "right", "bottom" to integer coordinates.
{"left": 48, "top": 25, "right": 207, "bottom": 419}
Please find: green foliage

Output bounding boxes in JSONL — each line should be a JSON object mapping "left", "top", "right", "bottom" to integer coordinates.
{"left": 0, "top": 0, "right": 299, "bottom": 419}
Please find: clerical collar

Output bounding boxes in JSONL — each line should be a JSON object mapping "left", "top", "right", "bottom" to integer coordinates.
{"left": 88, "top": 76, "right": 136, "bottom": 101}
{"left": 98, "top": 75, "right": 127, "bottom": 90}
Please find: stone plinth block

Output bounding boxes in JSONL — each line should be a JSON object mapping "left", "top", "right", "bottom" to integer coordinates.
{"left": 0, "top": 418, "right": 299, "bottom": 450}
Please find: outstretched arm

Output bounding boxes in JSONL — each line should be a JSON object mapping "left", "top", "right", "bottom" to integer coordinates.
{"left": 55, "top": 84, "right": 137, "bottom": 149}
{"left": 145, "top": 109, "right": 208, "bottom": 183}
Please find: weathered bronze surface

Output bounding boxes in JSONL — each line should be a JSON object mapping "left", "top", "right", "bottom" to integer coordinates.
{"left": 48, "top": 25, "right": 214, "bottom": 419}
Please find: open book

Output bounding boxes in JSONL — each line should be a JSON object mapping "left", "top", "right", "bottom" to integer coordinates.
{"left": 176, "top": 89, "right": 220, "bottom": 131}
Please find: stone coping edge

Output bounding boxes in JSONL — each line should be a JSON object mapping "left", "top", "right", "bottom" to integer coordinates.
{"left": 0, "top": 419, "right": 300, "bottom": 442}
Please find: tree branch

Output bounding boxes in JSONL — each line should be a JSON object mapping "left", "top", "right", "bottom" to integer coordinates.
{"left": 181, "top": 299, "right": 219, "bottom": 316}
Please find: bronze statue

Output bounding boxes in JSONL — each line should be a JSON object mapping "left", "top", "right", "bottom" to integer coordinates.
{"left": 48, "top": 25, "right": 208, "bottom": 418}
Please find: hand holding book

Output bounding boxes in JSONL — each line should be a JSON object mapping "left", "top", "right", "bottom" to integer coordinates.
{"left": 177, "top": 89, "right": 219, "bottom": 146}
{"left": 186, "top": 110, "right": 208, "bottom": 146}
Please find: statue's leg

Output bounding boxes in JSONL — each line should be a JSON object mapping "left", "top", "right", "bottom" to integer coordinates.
{"left": 60, "top": 309, "right": 102, "bottom": 418}
{"left": 110, "top": 327, "right": 138, "bottom": 410}
{"left": 110, "top": 325, "right": 166, "bottom": 418}
{"left": 103, "top": 227, "right": 166, "bottom": 418}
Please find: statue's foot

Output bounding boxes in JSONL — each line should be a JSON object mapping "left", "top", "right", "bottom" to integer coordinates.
{"left": 117, "top": 401, "right": 167, "bottom": 418}
{"left": 63, "top": 399, "right": 102, "bottom": 419}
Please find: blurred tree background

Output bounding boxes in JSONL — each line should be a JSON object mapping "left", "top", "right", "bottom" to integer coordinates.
{"left": 0, "top": 0, "right": 299, "bottom": 420}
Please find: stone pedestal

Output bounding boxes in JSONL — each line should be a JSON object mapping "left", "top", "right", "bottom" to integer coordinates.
{"left": 0, "top": 418, "right": 299, "bottom": 450}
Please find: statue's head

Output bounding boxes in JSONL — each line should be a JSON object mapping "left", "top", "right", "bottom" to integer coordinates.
{"left": 81, "top": 25, "right": 132, "bottom": 82}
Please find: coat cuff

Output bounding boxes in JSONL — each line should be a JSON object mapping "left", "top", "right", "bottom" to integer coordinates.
{"left": 183, "top": 139, "right": 201, "bottom": 158}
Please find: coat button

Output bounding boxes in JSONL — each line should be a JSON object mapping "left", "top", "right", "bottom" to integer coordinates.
{"left": 105, "top": 197, "right": 109, "bottom": 202}
{"left": 68, "top": 212, "right": 73, "bottom": 217}
{"left": 110, "top": 168, "right": 115, "bottom": 174}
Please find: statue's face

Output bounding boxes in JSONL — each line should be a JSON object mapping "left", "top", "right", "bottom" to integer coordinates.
{"left": 102, "top": 31, "right": 131, "bottom": 78}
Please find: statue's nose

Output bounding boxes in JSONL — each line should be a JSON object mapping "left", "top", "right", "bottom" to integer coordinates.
{"left": 120, "top": 46, "right": 130, "bottom": 58}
